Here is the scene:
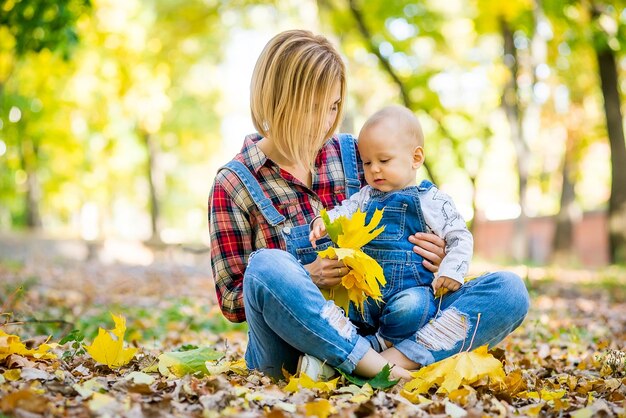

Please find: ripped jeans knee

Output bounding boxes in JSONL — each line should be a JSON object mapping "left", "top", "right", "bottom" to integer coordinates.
{"left": 415, "top": 308, "right": 471, "bottom": 351}
{"left": 321, "top": 301, "right": 356, "bottom": 341}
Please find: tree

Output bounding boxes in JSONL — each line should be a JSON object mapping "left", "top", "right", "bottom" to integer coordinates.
{"left": 589, "top": 2, "right": 626, "bottom": 263}
{"left": 0, "top": 0, "right": 91, "bottom": 228}
{"left": 319, "top": 0, "right": 503, "bottom": 232}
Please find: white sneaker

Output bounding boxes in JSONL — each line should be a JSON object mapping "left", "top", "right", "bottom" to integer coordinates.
{"left": 297, "top": 354, "right": 336, "bottom": 381}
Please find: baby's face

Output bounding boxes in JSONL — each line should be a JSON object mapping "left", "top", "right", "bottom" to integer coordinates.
{"left": 358, "top": 123, "right": 423, "bottom": 192}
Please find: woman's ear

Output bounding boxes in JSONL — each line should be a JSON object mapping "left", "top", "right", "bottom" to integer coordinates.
{"left": 412, "top": 146, "right": 425, "bottom": 169}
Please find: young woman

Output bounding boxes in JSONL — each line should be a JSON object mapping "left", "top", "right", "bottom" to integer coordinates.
{"left": 208, "top": 30, "right": 529, "bottom": 381}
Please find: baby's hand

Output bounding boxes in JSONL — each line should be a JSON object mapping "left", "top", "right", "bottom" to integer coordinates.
{"left": 432, "top": 276, "right": 462, "bottom": 294}
{"left": 309, "top": 218, "right": 327, "bottom": 248}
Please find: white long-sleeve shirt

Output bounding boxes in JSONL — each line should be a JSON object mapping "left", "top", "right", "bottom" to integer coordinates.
{"left": 325, "top": 184, "right": 473, "bottom": 284}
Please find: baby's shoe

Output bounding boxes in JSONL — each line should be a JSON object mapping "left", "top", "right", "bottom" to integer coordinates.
{"left": 297, "top": 354, "right": 336, "bottom": 381}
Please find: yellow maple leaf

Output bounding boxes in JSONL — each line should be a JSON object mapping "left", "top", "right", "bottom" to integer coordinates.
{"left": 0, "top": 329, "right": 57, "bottom": 361}
{"left": 402, "top": 345, "right": 505, "bottom": 398}
{"left": 517, "top": 389, "right": 566, "bottom": 401}
{"left": 318, "top": 209, "right": 386, "bottom": 314}
{"left": 205, "top": 358, "right": 248, "bottom": 376}
{"left": 335, "top": 209, "right": 385, "bottom": 249}
{"left": 284, "top": 373, "right": 339, "bottom": 393}
{"left": 303, "top": 399, "right": 335, "bottom": 418}
{"left": 84, "top": 313, "right": 137, "bottom": 368}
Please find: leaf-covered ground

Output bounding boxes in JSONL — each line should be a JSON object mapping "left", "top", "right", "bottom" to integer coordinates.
{"left": 1, "top": 246, "right": 625, "bottom": 417}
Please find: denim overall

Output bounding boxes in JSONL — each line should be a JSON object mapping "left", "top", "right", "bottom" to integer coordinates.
{"left": 363, "top": 184, "right": 436, "bottom": 296}
{"left": 221, "top": 134, "right": 360, "bottom": 266}
{"left": 352, "top": 185, "right": 438, "bottom": 343}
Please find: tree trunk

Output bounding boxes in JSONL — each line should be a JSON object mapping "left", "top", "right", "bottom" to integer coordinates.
{"left": 501, "top": 18, "right": 530, "bottom": 262}
{"left": 143, "top": 131, "right": 161, "bottom": 242}
{"left": 552, "top": 127, "right": 577, "bottom": 263}
{"left": 596, "top": 48, "right": 626, "bottom": 263}
{"left": 17, "top": 134, "right": 42, "bottom": 229}
{"left": 345, "top": 0, "right": 438, "bottom": 185}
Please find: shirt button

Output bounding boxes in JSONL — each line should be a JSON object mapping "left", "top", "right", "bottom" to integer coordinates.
{"left": 283, "top": 226, "right": 291, "bottom": 235}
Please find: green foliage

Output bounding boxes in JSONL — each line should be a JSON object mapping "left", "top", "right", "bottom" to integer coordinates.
{"left": 59, "top": 329, "right": 86, "bottom": 360}
{"left": 0, "top": 0, "right": 91, "bottom": 58}
{"left": 338, "top": 364, "right": 399, "bottom": 389}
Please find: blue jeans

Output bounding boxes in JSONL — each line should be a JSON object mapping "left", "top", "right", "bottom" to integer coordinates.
{"left": 354, "top": 286, "right": 436, "bottom": 348}
{"left": 243, "top": 248, "right": 529, "bottom": 379}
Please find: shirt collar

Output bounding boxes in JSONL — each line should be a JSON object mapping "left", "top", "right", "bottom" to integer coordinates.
{"left": 240, "top": 133, "right": 271, "bottom": 174}
{"left": 239, "top": 133, "right": 335, "bottom": 174}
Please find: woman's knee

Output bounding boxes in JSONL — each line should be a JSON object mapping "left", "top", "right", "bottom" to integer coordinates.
{"left": 485, "top": 271, "right": 530, "bottom": 318}
{"left": 245, "top": 248, "right": 303, "bottom": 289}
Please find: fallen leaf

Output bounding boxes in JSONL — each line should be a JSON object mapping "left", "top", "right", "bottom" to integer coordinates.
{"left": 403, "top": 345, "right": 505, "bottom": 397}
{"left": 448, "top": 386, "right": 476, "bottom": 406}
{"left": 88, "top": 392, "right": 129, "bottom": 415}
{"left": 205, "top": 358, "right": 247, "bottom": 376}
{"left": 72, "top": 377, "right": 107, "bottom": 398}
{"left": 400, "top": 390, "right": 433, "bottom": 405}
{"left": 570, "top": 407, "right": 594, "bottom": 418}
{"left": 284, "top": 373, "right": 339, "bottom": 393}
{"left": 303, "top": 398, "right": 335, "bottom": 418}
{"left": 0, "top": 388, "right": 48, "bottom": 414}
{"left": 3, "top": 369, "right": 21, "bottom": 381}
{"left": 0, "top": 329, "right": 57, "bottom": 361}
{"left": 445, "top": 400, "right": 468, "bottom": 418}
{"left": 517, "top": 389, "right": 566, "bottom": 401}
{"left": 337, "top": 364, "right": 399, "bottom": 389}
{"left": 158, "top": 347, "right": 222, "bottom": 377}
{"left": 84, "top": 313, "right": 137, "bottom": 368}
{"left": 19, "top": 367, "right": 53, "bottom": 381}
{"left": 125, "top": 371, "right": 155, "bottom": 385}
{"left": 517, "top": 402, "right": 545, "bottom": 417}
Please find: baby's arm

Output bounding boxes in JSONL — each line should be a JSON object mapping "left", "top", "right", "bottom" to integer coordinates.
{"left": 309, "top": 218, "right": 327, "bottom": 247}
{"left": 420, "top": 186, "right": 473, "bottom": 292}
{"left": 308, "top": 187, "right": 372, "bottom": 247}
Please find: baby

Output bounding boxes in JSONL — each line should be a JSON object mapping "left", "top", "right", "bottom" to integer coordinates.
{"left": 310, "top": 105, "right": 473, "bottom": 352}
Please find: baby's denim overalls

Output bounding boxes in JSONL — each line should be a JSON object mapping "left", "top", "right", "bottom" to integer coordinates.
{"left": 356, "top": 185, "right": 438, "bottom": 344}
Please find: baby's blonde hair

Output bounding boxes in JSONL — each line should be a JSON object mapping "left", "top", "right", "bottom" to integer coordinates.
{"left": 250, "top": 30, "right": 346, "bottom": 168}
{"left": 360, "top": 105, "right": 424, "bottom": 148}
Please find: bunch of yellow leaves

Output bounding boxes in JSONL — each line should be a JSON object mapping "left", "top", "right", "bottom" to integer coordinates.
{"left": 317, "top": 208, "right": 386, "bottom": 314}
{"left": 401, "top": 345, "right": 505, "bottom": 402}
{"left": 84, "top": 313, "right": 137, "bottom": 368}
{"left": 0, "top": 329, "right": 57, "bottom": 361}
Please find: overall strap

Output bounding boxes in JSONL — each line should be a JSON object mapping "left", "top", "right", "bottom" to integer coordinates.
{"left": 221, "top": 160, "right": 286, "bottom": 226}
{"left": 337, "top": 133, "right": 361, "bottom": 198}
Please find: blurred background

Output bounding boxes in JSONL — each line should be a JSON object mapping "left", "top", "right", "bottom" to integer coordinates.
{"left": 1, "top": 0, "right": 625, "bottom": 268}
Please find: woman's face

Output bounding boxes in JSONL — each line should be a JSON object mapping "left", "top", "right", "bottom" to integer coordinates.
{"left": 323, "top": 81, "right": 342, "bottom": 133}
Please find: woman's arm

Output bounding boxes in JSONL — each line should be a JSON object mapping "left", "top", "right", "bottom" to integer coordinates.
{"left": 209, "top": 173, "right": 254, "bottom": 323}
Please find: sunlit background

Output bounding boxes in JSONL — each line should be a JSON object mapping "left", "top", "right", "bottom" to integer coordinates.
{"left": 1, "top": 0, "right": 625, "bottom": 266}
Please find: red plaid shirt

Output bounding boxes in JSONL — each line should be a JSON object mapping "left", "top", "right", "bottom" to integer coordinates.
{"left": 209, "top": 133, "right": 363, "bottom": 322}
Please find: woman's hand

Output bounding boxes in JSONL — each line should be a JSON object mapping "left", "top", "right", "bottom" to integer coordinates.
{"left": 408, "top": 232, "right": 445, "bottom": 273}
{"left": 303, "top": 256, "right": 349, "bottom": 289}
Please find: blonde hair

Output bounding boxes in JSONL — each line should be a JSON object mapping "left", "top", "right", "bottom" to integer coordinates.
{"left": 360, "top": 105, "right": 424, "bottom": 147}
{"left": 250, "top": 30, "right": 346, "bottom": 168}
